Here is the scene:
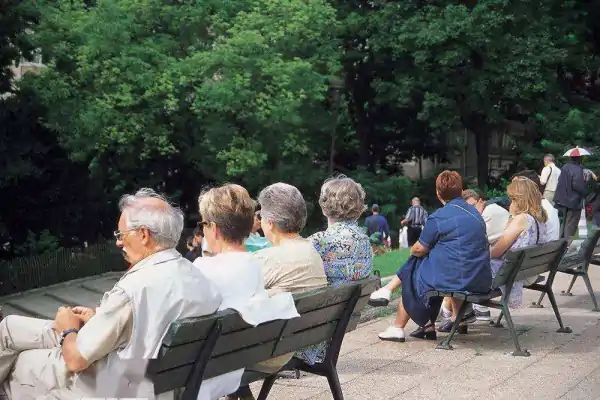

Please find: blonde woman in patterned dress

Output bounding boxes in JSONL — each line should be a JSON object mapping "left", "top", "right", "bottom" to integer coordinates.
{"left": 296, "top": 175, "right": 373, "bottom": 365}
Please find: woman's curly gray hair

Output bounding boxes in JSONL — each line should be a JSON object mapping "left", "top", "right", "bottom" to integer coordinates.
{"left": 318, "top": 175, "right": 366, "bottom": 221}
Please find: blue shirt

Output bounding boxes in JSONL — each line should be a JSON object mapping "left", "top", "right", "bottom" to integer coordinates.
{"left": 365, "top": 214, "right": 389, "bottom": 243}
{"left": 416, "top": 197, "right": 491, "bottom": 295}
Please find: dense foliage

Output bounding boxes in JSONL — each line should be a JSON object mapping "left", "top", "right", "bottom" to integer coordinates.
{"left": 2, "top": 0, "right": 600, "bottom": 255}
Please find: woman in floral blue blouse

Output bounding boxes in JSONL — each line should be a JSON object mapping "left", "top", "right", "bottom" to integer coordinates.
{"left": 296, "top": 175, "right": 373, "bottom": 365}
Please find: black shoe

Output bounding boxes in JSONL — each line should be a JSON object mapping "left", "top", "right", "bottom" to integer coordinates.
{"left": 409, "top": 325, "right": 437, "bottom": 340}
{"left": 437, "top": 319, "right": 468, "bottom": 334}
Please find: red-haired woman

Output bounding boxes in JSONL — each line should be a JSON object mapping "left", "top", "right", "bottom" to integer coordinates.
{"left": 373, "top": 171, "right": 492, "bottom": 342}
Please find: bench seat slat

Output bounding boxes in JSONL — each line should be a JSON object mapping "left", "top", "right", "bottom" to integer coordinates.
{"left": 465, "top": 288, "right": 502, "bottom": 303}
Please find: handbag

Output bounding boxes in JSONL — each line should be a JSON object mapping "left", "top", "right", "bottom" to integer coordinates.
{"left": 399, "top": 227, "right": 409, "bottom": 249}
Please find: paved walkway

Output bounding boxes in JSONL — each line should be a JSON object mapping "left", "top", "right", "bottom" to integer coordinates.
{"left": 252, "top": 266, "right": 600, "bottom": 399}
{"left": 0, "top": 272, "right": 120, "bottom": 318}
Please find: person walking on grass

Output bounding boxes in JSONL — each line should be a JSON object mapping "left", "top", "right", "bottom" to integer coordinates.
{"left": 365, "top": 204, "right": 390, "bottom": 246}
{"left": 400, "top": 197, "right": 428, "bottom": 247}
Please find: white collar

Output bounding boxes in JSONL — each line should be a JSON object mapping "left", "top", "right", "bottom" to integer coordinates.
{"left": 123, "top": 248, "right": 181, "bottom": 278}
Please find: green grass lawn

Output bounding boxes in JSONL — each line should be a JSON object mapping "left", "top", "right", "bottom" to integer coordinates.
{"left": 372, "top": 249, "right": 410, "bottom": 278}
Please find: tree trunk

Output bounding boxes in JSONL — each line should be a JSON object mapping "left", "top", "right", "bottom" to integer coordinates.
{"left": 329, "top": 105, "right": 338, "bottom": 174}
{"left": 474, "top": 130, "right": 490, "bottom": 189}
{"left": 353, "top": 98, "right": 371, "bottom": 168}
{"left": 345, "top": 60, "right": 373, "bottom": 169}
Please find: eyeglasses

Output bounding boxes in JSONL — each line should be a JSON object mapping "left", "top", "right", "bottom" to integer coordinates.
{"left": 113, "top": 229, "right": 136, "bottom": 241}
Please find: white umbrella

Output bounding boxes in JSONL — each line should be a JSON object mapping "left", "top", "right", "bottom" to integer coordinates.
{"left": 563, "top": 146, "right": 592, "bottom": 157}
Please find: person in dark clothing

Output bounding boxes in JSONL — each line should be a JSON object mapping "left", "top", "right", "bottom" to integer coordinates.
{"left": 587, "top": 178, "right": 600, "bottom": 227}
{"left": 401, "top": 197, "right": 428, "bottom": 246}
{"left": 554, "top": 156, "right": 587, "bottom": 238}
{"left": 365, "top": 204, "right": 390, "bottom": 245}
{"left": 184, "top": 226, "right": 203, "bottom": 261}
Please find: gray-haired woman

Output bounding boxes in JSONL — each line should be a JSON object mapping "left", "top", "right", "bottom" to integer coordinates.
{"left": 228, "top": 183, "right": 327, "bottom": 400}
{"left": 296, "top": 175, "right": 373, "bottom": 365}
{"left": 253, "top": 182, "right": 327, "bottom": 295}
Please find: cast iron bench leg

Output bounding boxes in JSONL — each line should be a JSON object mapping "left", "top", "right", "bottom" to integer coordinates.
{"left": 501, "top": 304, "right": 530, "bottom": 357}
{"left": 582, "top": 274, "right": 600, "bottom": 312}
{"left": 257, "top": 374, "right": 277, "bottom": 400}
{"left": 546, "top": 289, "right": 573, "bottom": 333}
{"left": 561, "top": 275, "right": 577, "bottom": 296}
{"left": 324, "top": 362, "right": 344, "bottom": 400}
{"left": 530, "top": 292, "right": 545, "bottom": 308}
{"left": 490, "top": 310, "right": 504, "bottom": 328}
{"left": 436, "top": 299, "right": 468, "bottom": 351}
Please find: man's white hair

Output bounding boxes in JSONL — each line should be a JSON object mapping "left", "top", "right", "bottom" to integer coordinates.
{"left": 118, "top": 188, "right": 184, "bottom": 248}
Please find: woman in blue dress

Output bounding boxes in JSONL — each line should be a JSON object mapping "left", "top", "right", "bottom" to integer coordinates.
{"left": 378, "top": 171, "right": 492, "bottom": 342}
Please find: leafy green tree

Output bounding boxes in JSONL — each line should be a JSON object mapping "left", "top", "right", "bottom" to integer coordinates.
{"left": 0, "top": 0, "right": 39, "bottom": 93}
{"left": 31, "top": 0, "right": 341, "bottom": 199}
{"left": 367, "top": 0, "right": 576, "bottom": 187}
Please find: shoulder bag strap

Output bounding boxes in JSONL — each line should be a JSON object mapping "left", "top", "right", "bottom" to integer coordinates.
{"left": 449, "top": 203, "right": 486, "bottom": 230}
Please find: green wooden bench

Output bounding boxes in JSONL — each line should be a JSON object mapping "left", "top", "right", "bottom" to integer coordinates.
{"left": 426, "top": 240, "right": 570, "bottom": 357}
{"left": 146, "top": 276, "right": 379, "bottom": 400}
{"left": 530, "top": 229, "right": 600, "bottom": 311}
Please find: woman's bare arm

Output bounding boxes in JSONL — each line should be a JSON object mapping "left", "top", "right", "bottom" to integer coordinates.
{"left": 490, "top": 214, "right": 527, "bottom": 258}
{"left": 411, "top": 241, "right": 430, "bottom": 257}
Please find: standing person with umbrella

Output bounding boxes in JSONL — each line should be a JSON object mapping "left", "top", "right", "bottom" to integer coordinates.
{"left": 554, "top": 146, "right": 590, "bottom": 239}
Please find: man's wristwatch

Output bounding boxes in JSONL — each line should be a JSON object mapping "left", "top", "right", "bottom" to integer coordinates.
{"left": 59, "top": 328, "right": 79, "bottom": 346}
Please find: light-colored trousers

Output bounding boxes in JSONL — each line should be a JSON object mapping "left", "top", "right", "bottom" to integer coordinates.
{"left": 0, "top": 315, "right": 80, "bottom": 400}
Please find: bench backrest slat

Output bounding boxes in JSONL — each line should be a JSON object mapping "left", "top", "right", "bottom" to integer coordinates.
{"left": 152, "top": 338, "right": 278, "bottom": 394}
{"left": 274, "top": 320, "right": 338, "bottom": 356}
{"left": 513, "top": 240, "right": 567, "bottom": 282}
{"left": 147, "top": 276, "right": 379, "bottom": 396}
{"left": 151, "top": 319, "right": 286, "bottom": 374}
{"left": 574, "top": 229, "right": 600, "bottom": 271}
{"left": 493, "top": 240, "right": 567, "bottom": 287}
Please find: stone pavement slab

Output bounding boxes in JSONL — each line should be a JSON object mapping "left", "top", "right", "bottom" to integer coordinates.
{"left": 0, "top": 272, "right": 121, "bottom": 318}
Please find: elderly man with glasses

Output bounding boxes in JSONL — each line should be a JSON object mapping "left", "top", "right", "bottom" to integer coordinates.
{"left": 0, "top": 188, "right": 222, "bottom": 399}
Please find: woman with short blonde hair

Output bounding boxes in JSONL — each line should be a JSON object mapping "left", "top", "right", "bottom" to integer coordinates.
{"left": 198, "top": 184, "right": 255, "bottom": 251}
{"left": 490, "top": 177, "right": 550, "bottom": 308}
{"left": 194, "top": 184, "right": 298, "bottom": 400}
